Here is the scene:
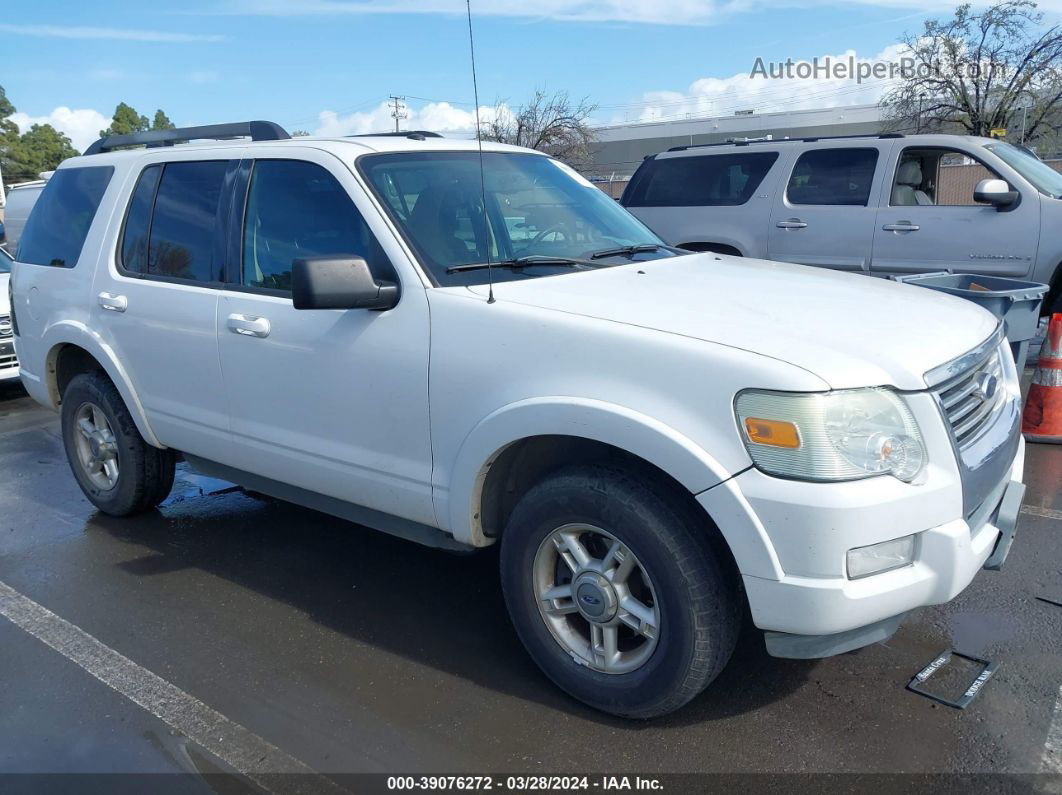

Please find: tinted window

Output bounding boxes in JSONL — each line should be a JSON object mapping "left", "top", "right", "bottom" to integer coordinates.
{"left": 147, "top": 161, "right": 229, "bottom": 282}
{"left": 17, "top": 167, "right": 113, "bottom": 267}
{"left": 120, "top": 165, "right": 162, "bottom": 273}
{"left": 242, "top": 160, "right": 389, "bottom": 291}
{"left": 0, "top": 247, "right": 11, "bottom": 273}
{"left": 787, "top": 148, "right": 879, "bottom": 206}
{"left": 625, "top": 152, "right": 778, "bottom": 207}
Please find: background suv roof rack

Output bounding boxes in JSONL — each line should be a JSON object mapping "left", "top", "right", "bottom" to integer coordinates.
{"left": 350, "top": 131, "right": 443, "bottom": 140}
{"left": 665, "top": 132, "right": 905, "bottom": 152}
{"left": 83, "top": 120, "right": 290, "bottom": 155}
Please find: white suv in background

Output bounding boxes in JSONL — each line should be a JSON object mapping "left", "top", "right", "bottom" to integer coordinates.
{"left": 0, "top": 246, "right": 17, "bottom": 382}
{"left": 9, "top": 122, "right": 1025, "bottom": 718}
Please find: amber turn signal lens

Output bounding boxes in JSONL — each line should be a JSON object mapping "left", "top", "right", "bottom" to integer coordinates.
{"left": 743, "top": 417, "right": 801, "bottom": 449}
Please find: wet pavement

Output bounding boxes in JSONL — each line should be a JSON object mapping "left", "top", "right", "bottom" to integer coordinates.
{"left": 0, "top": 378, "right": 1060, "bottom": 787}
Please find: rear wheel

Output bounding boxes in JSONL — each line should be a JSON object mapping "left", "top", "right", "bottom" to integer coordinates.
{"left": 61, "top": 372, "right": 176, "bottom": 516}
{"left": 500, "top": 464, "right": 741, "bottom": 718}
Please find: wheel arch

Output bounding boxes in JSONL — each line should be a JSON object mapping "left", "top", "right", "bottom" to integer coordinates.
{"left": 443, "top": 398, "right": 736, "bottom": 548}
{"left": 41, "top": 322, "right": 163, "bottom": 448}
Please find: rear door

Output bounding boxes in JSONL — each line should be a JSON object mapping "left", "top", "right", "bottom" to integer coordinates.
{"left": 870, "top": 144, "right": 1040, "bottom": 276}
{"left": 621, "top": 148, "right": 782, "bottom": 256}
{"left": 767, "top": 142, "right": 892, "bottom": 271}
{"left": 91, "top": 153, "right": 240, "bottom": 463}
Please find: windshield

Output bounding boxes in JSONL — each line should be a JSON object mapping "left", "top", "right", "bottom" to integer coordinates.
{"left": 0, "top": 247, "right": 11, "bottom": 273}
{"left": 985, "top": 142, "right": 1062, "bottom": 199}
{"left": 359, "top": 151, "right": 678, "bottom": 286}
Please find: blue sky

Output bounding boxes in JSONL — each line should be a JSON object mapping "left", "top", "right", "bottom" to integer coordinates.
{"left": 3, "top": 0, "right": 1059, "bottom": 151}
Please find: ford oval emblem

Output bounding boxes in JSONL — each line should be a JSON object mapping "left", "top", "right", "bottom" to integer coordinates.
{"left": 975, "top": 371, "right": 999, "bottom": 401}
{"left": 581, "top": 594, "right": 601, "bottom": 606}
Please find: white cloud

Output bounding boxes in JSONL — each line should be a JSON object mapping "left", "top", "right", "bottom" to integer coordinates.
{"left": 314, "top": 100, "right": 509, "bottom": 137}
{"left": 612, "top": 44, "right": 908, "bottom": 124}
{"left": 11, "top": 107, "right": 112, "bottom": 154}
{"left": 0, "top": 24, "right": 225, "bottom": 42}
{"left": 223, "top": 0, "right": 1062, "bottom": 25}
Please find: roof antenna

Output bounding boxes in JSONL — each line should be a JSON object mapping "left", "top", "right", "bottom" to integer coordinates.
{"left": 465, "top": 0, "right": 494, "bottom": 304}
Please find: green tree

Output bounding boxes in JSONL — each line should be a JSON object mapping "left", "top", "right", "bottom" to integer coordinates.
{"left": 6, "top": 124, "right": 78, "bottom": 178}
{"left": 0, "top": 84, "right": 17, "bottom": 141}
{"left": 151, "top": 109, "right": 175, "bottom": 131}
{"left": 100, "top": 102, "right": 150, "bottom": 137}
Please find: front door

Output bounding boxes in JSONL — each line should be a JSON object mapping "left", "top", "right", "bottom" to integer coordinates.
{"left": 870, "top": 145, "right": 1040, "bottom": 276}
{"left": 767, "top": 144, "right": 890, "bottom": 272}
{"left": 216, "top": 150, "right": 435, "bottom": 526}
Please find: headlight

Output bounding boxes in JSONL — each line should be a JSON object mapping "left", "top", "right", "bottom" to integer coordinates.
{"left": 735, "top": 388, "right": 926, "bottom": 482}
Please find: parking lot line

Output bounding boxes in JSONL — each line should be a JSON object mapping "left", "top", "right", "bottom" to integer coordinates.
{"left": 1020, "top": 505, "right": 1062, "bottom": 521}
{"left": 0, "top": 579, "right": 348, "bottom": 795}
{"left": 1045, "top": 685, "right": 1062, "bottom": 773}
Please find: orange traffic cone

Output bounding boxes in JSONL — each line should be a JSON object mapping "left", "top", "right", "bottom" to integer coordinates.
{"left": 1022, "top": 313, "right": 1062, "bottom": 444}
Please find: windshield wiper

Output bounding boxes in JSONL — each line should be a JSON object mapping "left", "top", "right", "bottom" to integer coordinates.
{"left": 588, "top": 243, "right": 669, "bottom": 260}
{"left": 446, "top": 255, "right": 602, "bottom": 274}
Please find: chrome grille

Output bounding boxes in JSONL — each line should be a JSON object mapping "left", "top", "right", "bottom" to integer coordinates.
{"left": 934, "top": 346, "right": 1008, "bottom": 449}
{"left": 0, "top": 314, "right": 11, "bottom": 340}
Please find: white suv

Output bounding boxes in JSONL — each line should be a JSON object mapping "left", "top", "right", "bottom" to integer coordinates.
{"left": 9, "top": 122, "right": 1025, "bottom": 718}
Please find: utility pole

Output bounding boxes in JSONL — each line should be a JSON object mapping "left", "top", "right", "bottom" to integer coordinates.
{"left": 389, "top": 95, "right": 408, "bottom": 133}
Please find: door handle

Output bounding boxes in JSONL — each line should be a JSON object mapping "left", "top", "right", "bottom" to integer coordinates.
{"left": 882, "top": 222, "right": 920, "bottom": 232}
{"left": 227, "top": 314, "right": 271, "bottom": 338}
{"left": 97, "top": 292, "right": 128, "bottom": 312}
{"left": 776, "top": 219, "right": 808, "bottom": 229}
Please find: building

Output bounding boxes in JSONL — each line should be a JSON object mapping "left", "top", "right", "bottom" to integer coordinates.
{"left": 586, "top": 103, "right": 886, "bottom": 195}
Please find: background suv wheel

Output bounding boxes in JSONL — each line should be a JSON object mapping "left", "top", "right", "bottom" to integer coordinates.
{"left": 61, "top": 372, "right": 176, "bottom": 516}
{"left": 500, "top": 463, "right": 741, "bottom": 718}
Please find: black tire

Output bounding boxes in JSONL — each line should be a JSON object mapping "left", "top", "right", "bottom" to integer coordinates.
{"left": 61, "top": 372, "right": 176, "bottom": 516}
{"left": 500, "top": 463, "right": 741, "bottom": 718}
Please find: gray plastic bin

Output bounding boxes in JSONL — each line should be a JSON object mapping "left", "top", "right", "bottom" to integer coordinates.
{"left": 891, "top": 272, "right": 1048, "bottom": 371}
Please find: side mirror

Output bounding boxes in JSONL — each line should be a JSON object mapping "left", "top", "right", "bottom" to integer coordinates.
{"left": 974, "top": 178, "right": 1019, "bottom": 209}
{"left": 292, "top": 256, "right": 399, "bottom": 311}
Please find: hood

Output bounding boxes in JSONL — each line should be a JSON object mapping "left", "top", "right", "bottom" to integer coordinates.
{"left": 468, "top": 254, "right": 998, "bottom": 390}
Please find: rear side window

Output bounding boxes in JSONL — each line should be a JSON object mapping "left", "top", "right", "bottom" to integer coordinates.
{"left": 146, "top": 161, "right": 229, "bottom": 282}
{"left": 786, "top": 148, "right": 879, "bottom": 206}
{"left": 624, "top": 152, "right": 778, "bottom": 207}
{"left": 120, "top": 165, "right": 162, "bottom": 273}
{"left": 241, "top": 160, "right": 389, "bottom": 292}
{"left": 17, "top": 166, "right": 113, "bottom": 267}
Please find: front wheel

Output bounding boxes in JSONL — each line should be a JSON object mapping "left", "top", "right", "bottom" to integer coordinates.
{"left": 500, "top": 464, "right": 741, "bottom": 718}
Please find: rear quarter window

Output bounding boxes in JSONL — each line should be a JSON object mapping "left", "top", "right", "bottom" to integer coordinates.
{"left": 623, "top": 152, "right": 778, "bottom": 207}
{"left": 16, "top": 166, "right": 114, "bottom": 268}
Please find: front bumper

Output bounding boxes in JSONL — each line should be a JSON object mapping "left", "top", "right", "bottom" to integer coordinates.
{"left": 702, "top": 430, "right": 1025, "bottom": 646}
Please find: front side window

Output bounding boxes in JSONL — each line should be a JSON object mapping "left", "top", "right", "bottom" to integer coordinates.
{"left": 360, "top": 151, "right": 673, "bottom": 286}
{"left": 891, "top": 148, "right": 1001, "bottom": 207}
{"left": 17, "top": 166, "right": 113, "bottom": 267}
{"left": 986, "top": 142, "right": 1062, "bottom": 199}
{"left": 787, "top": 148, "right": 879, "bottom": 206}
{"left": 241, "top": 160, "right": 388, "bottom": 292}
{"left": 624, "top": 152, "right": 778, "bottom": 207}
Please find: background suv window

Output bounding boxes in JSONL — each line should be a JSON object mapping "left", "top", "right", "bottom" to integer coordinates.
{"left": 241, "top": 160, "right": 388, "bottom": 292}
{"left": 786, "top": 148, "right": 878, "bottom": 206}
{"left": 624, "top": 152, "right": 778, "bottom": 207}
{"left": 17, "top": 166, "right": 114, "bottom": 268}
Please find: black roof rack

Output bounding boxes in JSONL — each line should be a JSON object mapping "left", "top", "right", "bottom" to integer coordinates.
{"left": 349, "top": 131, "right": 443, "bottom": 140}
{"left": 665, "top": 132, "right": 905, "bottom": 152}
{"left": 83, "top": 120, "right": 290, "bottom": 155}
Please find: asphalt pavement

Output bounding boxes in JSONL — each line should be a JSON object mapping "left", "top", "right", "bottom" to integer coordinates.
{"left": 0, "top": 378, "right": 1060, "bottom": 792}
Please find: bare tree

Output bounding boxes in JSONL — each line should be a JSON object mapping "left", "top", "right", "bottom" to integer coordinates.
{"left": 881, "top": 0, "right": 1062, "bottom": 143}
{"left": 481, "top": 90, "right": 598, "bottom": 166}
